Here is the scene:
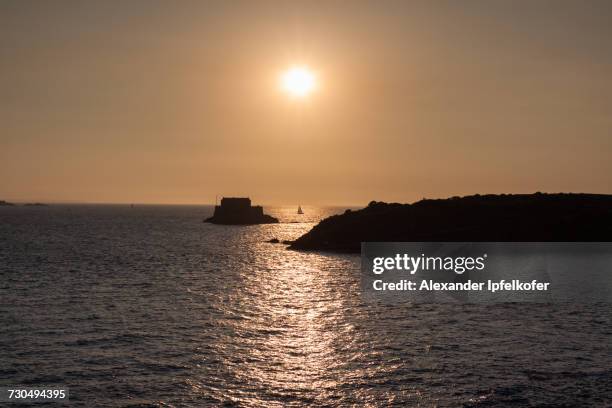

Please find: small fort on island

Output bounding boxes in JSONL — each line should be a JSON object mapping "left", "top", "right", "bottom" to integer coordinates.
{"left": 204, "top": 197, "right": 278, "bottom": 225}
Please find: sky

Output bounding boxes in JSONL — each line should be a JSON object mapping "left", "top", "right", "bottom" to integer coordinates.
{"left": 1, "top": 0, "right": 611, "bottom": 205}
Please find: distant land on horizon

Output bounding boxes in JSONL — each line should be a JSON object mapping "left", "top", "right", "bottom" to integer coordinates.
{"left": 3, "top": 192, "right": 612, "bottom": 208}
{"left": 290, "top": 193, "right": 612, "bottom": 253}
{"left": 4, "top": 191, "right": 612, "bottom": 209}
{"left": 0, "top": 200, "right": 49, "bottom": 206}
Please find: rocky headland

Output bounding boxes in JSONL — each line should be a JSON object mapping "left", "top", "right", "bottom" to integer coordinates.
{"left": 289, "top": 193, "right": 612, "bottom": 253}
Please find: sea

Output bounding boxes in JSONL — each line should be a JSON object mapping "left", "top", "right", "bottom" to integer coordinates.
{"left": 0, "top": 205, "right": 610, "bottom": 407}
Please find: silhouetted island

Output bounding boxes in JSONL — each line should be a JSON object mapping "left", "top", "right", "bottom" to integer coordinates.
{"left": 0, "top": 200, "right": 14, "bottom": 206}
{"left": 204, "top": 197, "right": 278, "bottom": 225}
{"left": 289, "top": 193, "right": 612, "bottom": 253}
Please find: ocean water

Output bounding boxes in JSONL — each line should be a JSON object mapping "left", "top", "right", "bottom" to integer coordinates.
{"left": 0, "top": 205, "right": 610, "bottom": 407}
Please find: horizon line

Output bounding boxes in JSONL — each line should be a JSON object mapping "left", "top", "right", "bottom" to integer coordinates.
{"left": 0, "top": 199, "right": 365, "bottom": 208}
{"left": 3, "top": 191, "right": 612, "bottom": 208}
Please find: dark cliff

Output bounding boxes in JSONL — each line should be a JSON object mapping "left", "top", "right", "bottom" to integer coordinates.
{"left": 289, "top": 193, "right": 612, "bottom": 253}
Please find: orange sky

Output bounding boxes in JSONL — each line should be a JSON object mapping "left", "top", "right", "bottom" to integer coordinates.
{"left": 1, "top": 1, "right": 611, "bottom": 205}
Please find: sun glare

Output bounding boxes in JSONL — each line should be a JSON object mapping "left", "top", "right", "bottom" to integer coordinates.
{"left": 280, "top": 66, "right": 316, "bottom": 98}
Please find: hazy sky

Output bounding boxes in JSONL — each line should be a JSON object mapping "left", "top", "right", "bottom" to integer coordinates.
{"left": 1, "top": 1, "right": 611, "bottom": 205}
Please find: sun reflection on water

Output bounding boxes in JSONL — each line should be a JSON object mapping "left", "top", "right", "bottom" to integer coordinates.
{"left": 226, "top": 252, "right": 357, "bottom": 405}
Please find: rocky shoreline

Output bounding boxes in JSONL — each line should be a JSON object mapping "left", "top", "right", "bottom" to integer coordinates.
{"left": 289, "top": 193, "right": 612, "bottom": 253}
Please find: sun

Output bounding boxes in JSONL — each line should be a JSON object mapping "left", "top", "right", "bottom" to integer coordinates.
{"left": 280, "top": 66, "right": 316, "bottom": 98}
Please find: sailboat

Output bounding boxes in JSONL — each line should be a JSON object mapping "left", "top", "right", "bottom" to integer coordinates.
{"left": 297, "top": 205, "right": 304, "bottom": 215}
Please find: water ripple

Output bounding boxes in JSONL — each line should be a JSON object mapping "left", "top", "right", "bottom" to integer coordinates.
{"left": 0, "top": 205, "right": 610, "bottom": 407}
